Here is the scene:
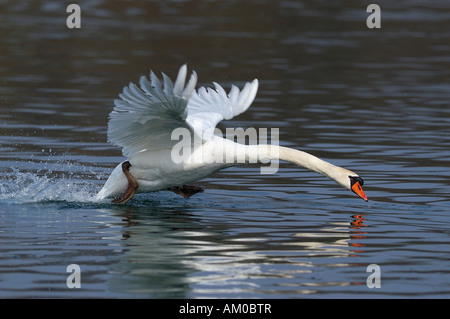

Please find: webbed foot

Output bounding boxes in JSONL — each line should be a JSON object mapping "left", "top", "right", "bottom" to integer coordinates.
{"left": 112, "top": 161, "right": 138, "bottom": 204}
{"left": 168, "top": 185, "right": 204, "bottom": 198}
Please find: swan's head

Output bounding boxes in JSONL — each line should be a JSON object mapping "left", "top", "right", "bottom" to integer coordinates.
{"left": 348, "top": 175, "right": 368, "bottom": 202}
{"left": 326, "top": 165, "right": 368, "bottom": 202}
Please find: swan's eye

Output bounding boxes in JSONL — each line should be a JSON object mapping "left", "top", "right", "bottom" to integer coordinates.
{"left": 349, "top": 176, "right": 364, "bottom": 187}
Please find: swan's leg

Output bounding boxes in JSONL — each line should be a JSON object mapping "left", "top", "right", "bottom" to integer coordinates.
{"left": 168, "top": 185, "right": 204, "bottom": 198}
{"left": 112, "top": 161, "right": 139, "bottom": 203}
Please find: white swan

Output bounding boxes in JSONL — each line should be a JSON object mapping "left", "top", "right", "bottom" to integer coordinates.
{"left": 96, "top": 65, "right": 367, "bottom": 203}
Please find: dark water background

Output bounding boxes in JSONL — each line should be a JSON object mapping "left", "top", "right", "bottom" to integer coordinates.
{"left": 1, "top": 0, "right": 450, "bottom": 298}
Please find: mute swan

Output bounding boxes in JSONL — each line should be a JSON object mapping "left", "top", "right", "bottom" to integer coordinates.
{"left": 96, "top": 65, "right": 367, "bottom": 203}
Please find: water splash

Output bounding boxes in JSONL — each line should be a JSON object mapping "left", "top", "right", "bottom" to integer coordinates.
{"left": 0, "top": 167, "right": 105, "bottom": 204}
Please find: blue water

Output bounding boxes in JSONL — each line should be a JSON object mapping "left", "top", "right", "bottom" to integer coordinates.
{"left": 1, "top": 0, "right": 450, "bottom": 298}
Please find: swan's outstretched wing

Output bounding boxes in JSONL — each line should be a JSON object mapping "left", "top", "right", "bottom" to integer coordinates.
{"left": 108, "top": 64, "right": 197, "bottom": 157}
{"left": 186, "top": 79, "right": 258, "bottom": 140}
{"left": 107, "top": 64, "right": 259, "bottom": 157}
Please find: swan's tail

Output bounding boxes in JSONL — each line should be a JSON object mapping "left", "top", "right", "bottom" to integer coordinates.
{"left": 95, "top": 162, "right": 128, "bottom": 201}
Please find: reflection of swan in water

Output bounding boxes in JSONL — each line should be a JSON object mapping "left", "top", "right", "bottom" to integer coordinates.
{"left": 291, "top": 214, "right": 368, "bottom": 255}
{"left": 348, "top": 215, "right": 368, "bottom": 255}
{"left": 96, "top": 65, "right": 368, "bottom": 204}
{"left": 104, "top": 206, "right": 265, "bottom": 297}
{"left": 105, "top": 206, "right": 369, "bottom": 297}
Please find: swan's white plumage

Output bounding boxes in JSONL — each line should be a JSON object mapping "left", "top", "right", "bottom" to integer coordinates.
{"left": 187, "top": 80, "right": 258, "bottom": 140}
{"left": 97, "top": 64, "right": 367, "bottom": 202}
{"left": 108, "top": 64, "right": 258, "bottom": 158}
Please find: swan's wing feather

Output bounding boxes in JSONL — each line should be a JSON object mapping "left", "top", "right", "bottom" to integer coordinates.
{"left": 108, "top": 64, "right": 258, "bottom": 157}
{"left": 186, "top": 78, "right": 258, "bottom": 140}
{"left": 107, "top": 65, "right": 198, "bottom": 157}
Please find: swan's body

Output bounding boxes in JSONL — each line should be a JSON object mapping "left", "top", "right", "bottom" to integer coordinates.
{"left": 96, "top": 65, "right": 367, "bottom": 203}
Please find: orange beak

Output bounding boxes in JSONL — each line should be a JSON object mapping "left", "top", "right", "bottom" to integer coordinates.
{"left": 351, "top": 181, "right": 368, "bottom": 202}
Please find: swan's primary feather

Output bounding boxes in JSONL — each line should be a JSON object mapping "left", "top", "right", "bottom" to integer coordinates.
{"left": 107, "top": 64, "right": 259, "bottom": 158}
{"left": 186, "top": 80, "right": 258, "bottom": 139}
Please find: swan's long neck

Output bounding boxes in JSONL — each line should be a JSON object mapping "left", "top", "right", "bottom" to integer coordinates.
{"left": 242, "top": 144, "right": 354, "bottom": 190}
{"left": 274, "top": 146, "right": 339, "bottom": 176}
